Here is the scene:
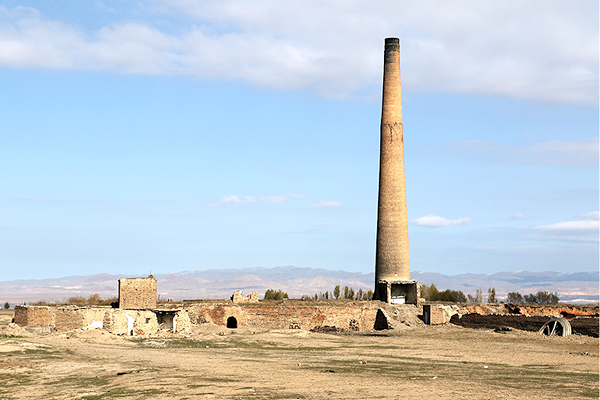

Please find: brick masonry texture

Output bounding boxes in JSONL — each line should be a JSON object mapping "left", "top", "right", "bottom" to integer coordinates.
{"left": 14, "top": 305, "right": 55, "bottom": 327}
{"left": 188, "top": 302, "right": 381, "bottom": 332}
{"left": 118, "top": 277, "right": 157, "bottom": 309}
{"left": 375, "top": 38, "right": 411, "bottom": 298}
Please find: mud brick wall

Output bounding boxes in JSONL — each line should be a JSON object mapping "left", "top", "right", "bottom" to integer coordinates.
{"left": 82, "top": 307, "right": 110, "bottom": 326}
{"left": 103, "top": 309, "right": 130, "bottom": 335}
{"left": 54, "top": 307, "right": 86, "bottom": 332}
{"left": 423, "top": 305, "right": 446, "bottom": 325}
{"left": 54, "top": 308, "right": 81, "bottom": 332}
{"left": 119, "top": 277, "right": 157, "bottom": 309}
{"left": 14, "top": 306, "right": 55, "bottom": 327}
{"left": 187, "top": 302, "right": 380, "bottom": 332}
{"left": 132, "top": 310, "right": 158, "bottom": 336}
{"left": 173, "top": 310, "right": 191, "bottom": 333}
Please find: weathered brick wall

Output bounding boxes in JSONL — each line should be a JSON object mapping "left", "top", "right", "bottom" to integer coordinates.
{"left": 231, "top": 291, "right": 259, "bottom": 304}
{"left": 132, "top": 310, "right": 158, "bottom": 336}
{"left": 103, "top": 309, "right": 130, "bottom": 335}
{"left": 54, "top": 307, "right": 86, "bottom": 332}
{"left": 14, "top": 306, "right": 55, "bottom": 327}
{"left": 82, "top": 307, "right": 110, "bottom": 327}
{"left": 423, "top": 305, "right": 446, "bottom": 325}
{"left": 173, "top": 310, "right": 191, "bottom": 333}
{"left": 118, "top": 277, "right": 157, "bottom": 309}
{"left": 187, "top": 302, "right": 381, "bottom": 331}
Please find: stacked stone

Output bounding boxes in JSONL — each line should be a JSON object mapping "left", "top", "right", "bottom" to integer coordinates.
{"left": 118, "top": 276, "right": 157, "bottom": 309}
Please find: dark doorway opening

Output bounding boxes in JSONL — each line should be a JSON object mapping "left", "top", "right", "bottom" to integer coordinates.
{"left": 227, "top": 316, "right": 237, "bottom": 329}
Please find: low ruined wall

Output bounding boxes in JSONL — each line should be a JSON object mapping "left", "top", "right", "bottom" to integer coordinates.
{"left": 187, "top": 302, "right": 382, "bottom": 332}
{"left": 132, "top": 310, "right": 158, "bottom": 336}
{"left": 54, "top": 307, "right": 86, "bottom": 333}
{"left": 14, "top": 306, "right": 55, "bottom": 327}
{"left": 82, "top": 307, "right": 110, "bottom": 327}
{"left": 103, "top": 309, "right": 130, "bottom": 335}
{"left": 173, "top": 310, "right": 191, "bottom": 333}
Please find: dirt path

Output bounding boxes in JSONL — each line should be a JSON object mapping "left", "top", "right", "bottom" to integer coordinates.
{"left": 0, "top": 322, "right": 598, "bottom": 399}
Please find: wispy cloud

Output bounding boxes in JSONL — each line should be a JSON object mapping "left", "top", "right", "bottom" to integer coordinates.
{"left": 0, "top": 3, "right": 596, "bottom": 104}
{"left": 209, "top": 194, "right": 307, "bottom": 207}
{"left": 308, "top": 201, "right": 343, "bottom": 209}
{"left": 411, "top": 215, "right": 474, "bottom": 227}
{"left": 510, "top": 213, "right": 530, "bottom": 220}
{"left": 534, "top": 220, "right": 599, "bottom": 231}
{"left": 530, "top": 215, "right": 599, "bottom": 243}
{"left": 445, "top": 138, "right": 599, "bottom": 165}
{"left": 574, "top": 211, "right": 599, "bottom": 220}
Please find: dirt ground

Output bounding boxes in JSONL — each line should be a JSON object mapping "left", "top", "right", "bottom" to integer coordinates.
{"left": 0, "top": 310, "right": 598, "bottom": 400}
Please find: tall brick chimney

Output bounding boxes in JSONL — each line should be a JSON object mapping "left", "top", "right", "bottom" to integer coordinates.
{"left": 374, "top": 38, "right": 419, "bottom": 304}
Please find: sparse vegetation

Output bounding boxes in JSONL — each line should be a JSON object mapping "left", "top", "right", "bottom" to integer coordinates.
{"left": 421, "top": 283, "right": 466, "bottom": 303}
{"left": 467, "top": 289, "right": 483, "bottom": 303}
{"left": 3, "top": 302, "right": 9, "bottom": 309}
{"left": 505, "top": 291, "right": 559, "bottom": 305}
{"left": 506, "top": 292, "right": 524, "bottom": 303}
{"left": 264, "top": 289, "right": 289, "bottom": 300}
{"left": 487, "top": 287, "right": 497, "bottom": 303}
{"left": 333, "top": 285, "right": 340, "bottom": 300}
{"left": 301, "top": 286, "right": 372, "bottom": 301}
{"left": 32, "top": 294, "right": 118, "bottom": 307}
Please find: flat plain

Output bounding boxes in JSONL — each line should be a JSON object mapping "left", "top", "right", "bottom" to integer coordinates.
{"left": 0, "top": 310, "right": 598, "bottom": 400}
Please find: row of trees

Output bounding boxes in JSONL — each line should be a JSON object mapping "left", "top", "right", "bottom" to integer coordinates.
{"left": 263, "top": 289, "right": 289, "bottom": 300}
{"left": 301, "top": 286, "right": 374, "bottom": 301}
{"left": 506, "top": 291, "right": 560, "bottom": 304}
{"left": 420, "top": 283, "right": 560, "bottom": 305}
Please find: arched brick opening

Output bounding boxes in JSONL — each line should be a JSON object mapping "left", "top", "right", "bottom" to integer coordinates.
{"left": 227, "top": 316, "right": 237, "bottom": 329}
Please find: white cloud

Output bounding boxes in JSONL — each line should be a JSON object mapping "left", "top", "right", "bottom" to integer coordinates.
{"left": 534, "top": 220, "right": 599, "bottom": 231}
{"left": 446, "top": 138, "right": 599, "bottom": 165}
{"left": 308, "top": 201, "right": 343, "bottom": 209}
{"left": 531, "top": 218, "right": 599, "bottom": 242}
{"left": 260, "top": 196, "right": 286, "bottom": 204}
{"left": 510, "top": 213, "right": 529, "bottom": 220}
{"left": 210, "top": 193, "right": 306, "bottom": 206}
{"left": 411, "top": 215, "right": 474, "bottom": 227}
{"left": 574, "top": 211, "right": 599, "bottom": 220}
{"left": 0, "top": 1, "right": 597, "bottom": 104}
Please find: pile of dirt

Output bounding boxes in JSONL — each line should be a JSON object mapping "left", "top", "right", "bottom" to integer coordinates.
{"left": 0, "top": 323, "right": 34, "bottom": 337}
{"left": 570, "top": 317, "right": 599, "bottom": 337}
{"left": 450, "top": 313, "right": 551, "bottom": 332}
{"left": 450, "top": 313, "right": 600, "bottom": 338}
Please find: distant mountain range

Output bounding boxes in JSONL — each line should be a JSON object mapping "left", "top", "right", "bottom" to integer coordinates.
{"left": 0, "top": 266, "right": 597, "bottom": 305}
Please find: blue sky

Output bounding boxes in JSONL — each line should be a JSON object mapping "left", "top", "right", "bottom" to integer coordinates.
{"left": 0, "top": 1, "right": 598, "bottom": 280}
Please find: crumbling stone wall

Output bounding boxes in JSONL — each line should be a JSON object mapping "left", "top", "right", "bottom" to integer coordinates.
{"left": 173, "top": 310, "right": 191, "bottom": 333}
{"left": 82, "top": 307, "right": 109, "bottom": 328}
{"left": 119, "top": 276, "right": 157, "bottom": 309}
{"left": 103, "top": 309, "right": 130, "bottom": 335}
{"left": 14, "top": 306, "right": 55, "bottom": 328}
{"left": 231, "top": 290, "right": 259, "bottom": 304}
{"left": 132, "top": 310, "right": 159, "bottom": 336}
